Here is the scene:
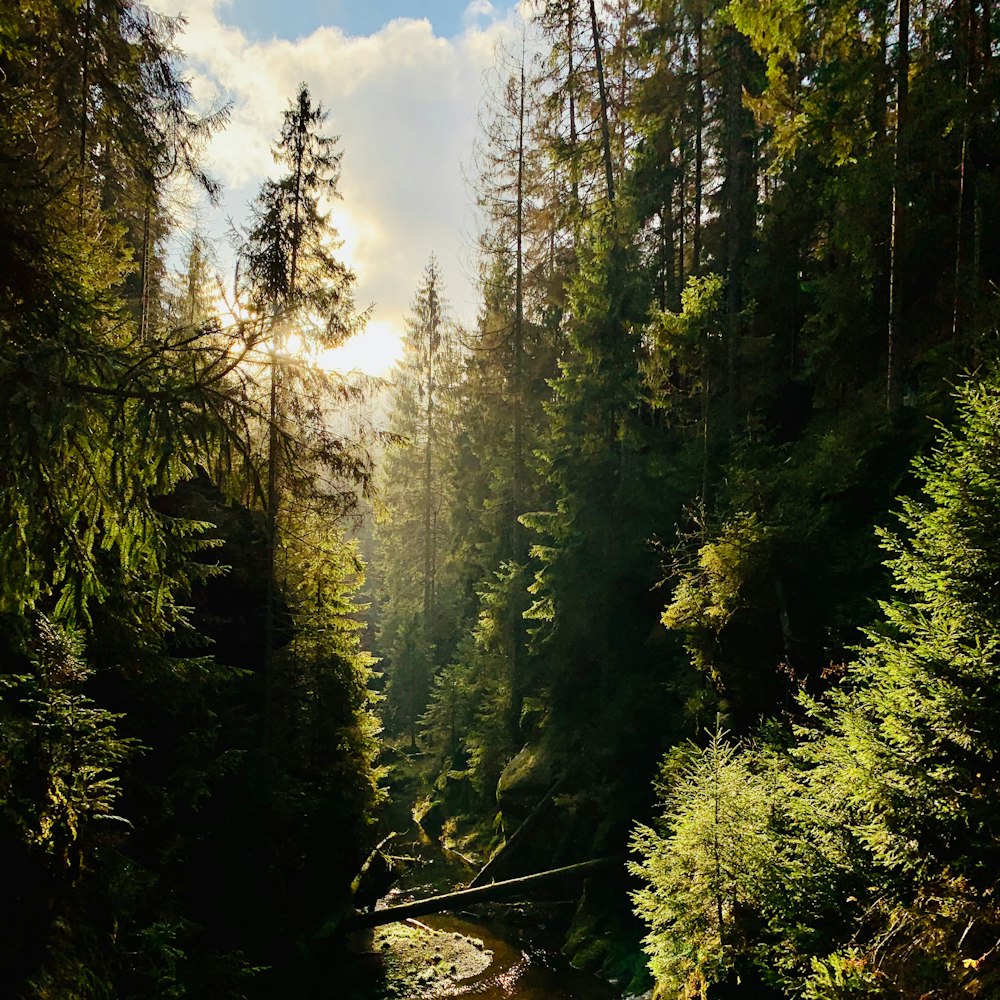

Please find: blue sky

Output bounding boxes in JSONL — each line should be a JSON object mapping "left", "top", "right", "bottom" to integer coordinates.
{"left": 221, "top": 0, "right": 513, "bottom": 42}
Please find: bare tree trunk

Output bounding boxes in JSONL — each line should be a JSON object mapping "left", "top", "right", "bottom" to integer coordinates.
{"left": 423, "top": 288, "right": 438, "bottom": 633}
{"left": 887, "top": 0, "right": 910, "bottom": 412}
{"left": 568, "top": 0, "right": 580, "bottom": 209}
{"left": 78, "top": 0, "right": 92, "bottom": 224}
{"left": 724, "top": 27, "right": 750, "bottom": 430}
{"left": 775, "top": 576, "right": 794, "bottom": 670}
{"left": 139, "top": 196, "right": 152, "bottom": 341}
{"left": 511, "top": 45, "right": 527, "bottom": 741}
{"left": 678, "top": 137, "right": 687, "bottom": 293}
{"left": 264, "top": 356, "right": 280, "bottom": 744}
{"left": 693, "top": 1, "right": 704, "bottom": 275}
{"left": 951, "top": 0, "right": 983, "bottom": 344}
{"left": 339, "top": 858, "right": 619, "bottom": 932}
{"left": 469, "top": 777, "right": 565, "bottom": 887}
{"left": 589, "top": 0, "right": 616, "bottom": 206}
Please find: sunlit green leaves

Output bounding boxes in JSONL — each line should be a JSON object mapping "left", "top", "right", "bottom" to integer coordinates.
{"left": 630, "top": 730, "right": 779, "bottom": 997}
{"left": 0, "top": 618, "right": 138, "bottom": 873}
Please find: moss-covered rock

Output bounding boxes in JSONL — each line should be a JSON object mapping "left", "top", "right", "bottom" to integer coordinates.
{"left": 414, "top": 797, "right": 446, "bottom": 838}
{"left": 355, "top": 923, "right": 492, "bottom": 998}
{"left": 495, "top": 741, "right": 560, "bottom": 836}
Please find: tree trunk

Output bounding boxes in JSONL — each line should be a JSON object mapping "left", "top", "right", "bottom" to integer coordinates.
{"left": 469, "top": 776, "right": 565, "bottom": 888}
{"left": 589, "top": 0, "right": 616, "bottom": 206}
{"left": 951, "top": 0, "right": 983, "bottom": 344}
{"left": 424, "top": 286, "right": 438, "bottom": 632}
{"left": 338, "top": 858, "right": 619, "bottom": 932}
{"left": 78, "top": 0, "right": 92, "bottom": 223}
{"left": 139, "top": 196, "right": 152, "bottom": 341}
{"left": 264, "top": 355, "right": 280, "bottom": 744}
{"left": 724, "top": 26, "right": 754, "bottom": 430}
{"left": 568, "top": 0, "right": 580, "bottom": 210}
{"left": 510, "top": 47, "right": 527, "bottom": 741}
{"left": 693, "top": 1, "right": 704, "bottom": 275}
{"left": 887, "top": 0, "right": 909, "bottom": 412}
{"left": 678, "top": 135, "right": 687, "bottom": 294}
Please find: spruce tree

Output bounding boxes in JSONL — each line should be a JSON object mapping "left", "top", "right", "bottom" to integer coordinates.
{"left": 635, "top": 373, "right": 1000, "bottom": 997}
{"left": 376, "top": 260, "right": 461, "bottom": 748}
{"left": 801, "top": 371, "right": 1000, "bottom": 994}
{"left": 238, "top": 82, "right": 367, "bottom": 735}
{"left": 630, "top": 730, "right": 779, "bottom": 998}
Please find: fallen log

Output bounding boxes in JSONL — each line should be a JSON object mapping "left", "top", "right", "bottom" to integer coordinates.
{"left": 339, "top": 856, "right": 619, "bottom": 933}
{"left": 351, "top": 831, "right": 399, "bottom": 894}
{"left": 469, "top": 775, "right": 565, "bottom": 888}
{"left": 351, "top": 831, "right": 400, "bottom": 911}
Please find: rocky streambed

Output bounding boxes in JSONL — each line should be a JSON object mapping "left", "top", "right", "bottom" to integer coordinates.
{"left": 344, "top": 825, "right": 645, "bottom": 999}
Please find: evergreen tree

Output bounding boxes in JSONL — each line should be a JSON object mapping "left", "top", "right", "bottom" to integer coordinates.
{"left": 376, "top": 260, "right": 462, "bottom": 747}
{"left": 630, "top": 730, "right": 778, "bottom": 997}
{"left": 238, "top": 82, "right": 369, "bottom": 736}
{"left": 240, "top": 83, "right": 353, "bottom": 335}
{"left": 0, "top": 15, "right": 381, "bottom": 992}
{"left": 0, "top": 4, "right": 270, "bottom": 991}
{"left": 633, "top": 371, "right": 1000, "bottom": 998}
{"left": 800, "top": 371, "right": 1000, "bottom": 995}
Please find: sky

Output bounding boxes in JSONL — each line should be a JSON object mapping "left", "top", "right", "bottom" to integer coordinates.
{"left": 150, "top": 0, "right": 525, "bottom": 373}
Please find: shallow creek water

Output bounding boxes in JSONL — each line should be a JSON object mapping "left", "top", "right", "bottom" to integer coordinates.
{"left": 351, "top": 827, "right": 627, "bottom": 1000}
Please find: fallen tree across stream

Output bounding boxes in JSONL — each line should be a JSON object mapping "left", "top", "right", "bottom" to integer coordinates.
{"left": 468, "top": 775, "right": 566, "bottom": 888}
{"left": 339, "top": 857, "right": 620, "bottom": 933}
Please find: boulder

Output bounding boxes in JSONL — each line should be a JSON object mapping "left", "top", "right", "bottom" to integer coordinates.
{"left": 496, "top": 741, "right": 560, "bottom": 838}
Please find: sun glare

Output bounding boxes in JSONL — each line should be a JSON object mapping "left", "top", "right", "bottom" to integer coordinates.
{"left": 204, "top": 290, "right": 402, "bottom": 378}
{"left": 318, "top": 319, "right": 404, "bottom": 377}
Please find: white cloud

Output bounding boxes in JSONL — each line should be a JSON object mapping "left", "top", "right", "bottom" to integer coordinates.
{"left": 463, "top": 1, "right": 497, "bottom": 26}
{"left": 153, "top": 0, "right": 521, "bottom": 365}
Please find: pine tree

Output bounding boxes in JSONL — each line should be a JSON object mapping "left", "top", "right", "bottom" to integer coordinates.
{"left": 800, "top": 371, "right": 1000, "bottom": 995}
{"left": 630, "top": 729, "right": 778, "bottom": 997}
{"left": 238, "top": 82, "right": 366, "bottom": 735}
{"left": 376, "top": 260, "right": 461, "bottom": 748}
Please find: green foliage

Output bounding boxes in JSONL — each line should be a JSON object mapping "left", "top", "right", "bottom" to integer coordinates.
{"left": 795, "top": 372, "right": 1000, "bottom": 993}
{"left": 240, "top": 82, "right": 355, "bottom": 341}
{"left": 525, "top": 210, "right": 659, "bottom": 710}
{"left": 279, "top": 505, "right": 384, "bottom": 818}
{"left": 635, "top": 372, "right": 1000, "bottom": 997}
{"left": 376, "top": 260, "right": 463, "bottom": 744}
{"left": 663, "top": 512, "right": 770, "bottom": 679}
{"left": 801, "top": 950, "right": 884, "bottom": 1000}
{"left": 0, "top": 8, "right": 383, "bottom": 994}
{"left": 730, "top": 0, "right": 885, "bottom": 166}
{"left": 642, "top": 274, "right": 725, "bottom": 415}
{"left": 630, "top": 730, "right": 779, "bottom": 997}
{"left": 824, "top": 384, "right": 1000, "bottom": 847}
{"left": 420, "top": 564, "right": 525, "bottom": 795}
{"left": 1, "top": 617, "right": 137, "bottom": 875}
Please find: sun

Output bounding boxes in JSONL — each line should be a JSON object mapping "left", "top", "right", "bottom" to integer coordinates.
{"left": 317, "top": 319, "right": 404, "bottom": 377}
{"left": 204, "top": 289, "right": 403, "bottom": 379}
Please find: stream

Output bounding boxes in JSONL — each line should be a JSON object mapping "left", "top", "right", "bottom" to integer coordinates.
{"left": 346, "top": 825, "right": 633, "bottom": 1000}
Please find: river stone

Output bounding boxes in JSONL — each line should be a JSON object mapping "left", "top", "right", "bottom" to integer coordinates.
{"left": 367, "top": 922, "right": 493, "bottom": 997}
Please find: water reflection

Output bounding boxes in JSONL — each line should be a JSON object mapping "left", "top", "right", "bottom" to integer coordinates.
{"left": 375, "top": 911, "right": 621, "bottom": 999}
{"left": 358, "top": 827, "right": 624, "bottom": 1000}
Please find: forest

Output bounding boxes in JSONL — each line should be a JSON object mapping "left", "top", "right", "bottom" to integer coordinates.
{"left": 2, "top": 0, "right": 1000, "bottom": 997}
